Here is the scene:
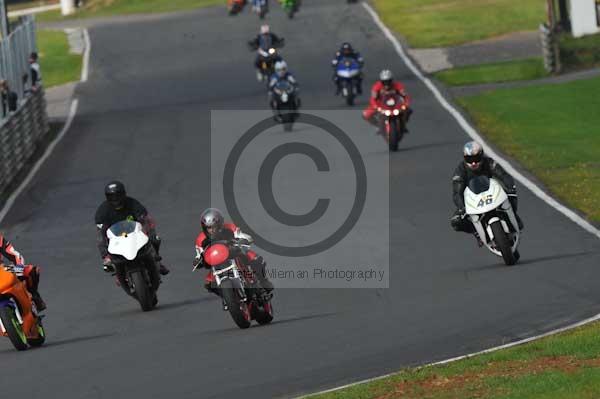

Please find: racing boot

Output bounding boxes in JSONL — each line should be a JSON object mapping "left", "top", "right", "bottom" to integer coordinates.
{"left": 31, "top": 290, "right": 46, "bottom": 311}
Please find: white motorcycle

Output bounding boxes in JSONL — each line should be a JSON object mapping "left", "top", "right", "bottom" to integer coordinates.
{"left": 107, "top": 220, "right": 160, "bottom": 311}
{"left": 464, "top": 176, "right": 521, "bottom": 265}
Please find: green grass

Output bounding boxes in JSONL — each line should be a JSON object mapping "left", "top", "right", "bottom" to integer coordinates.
{"left": 36, "top": 0, "right": 221, "bottom": 21}
{"left": 457, "top": 77, "right": 600, "bottom": 222}
{"left": 434, "top": 58, "right": 548, "bottom": 86}
{"left": 309, "top": 321, "right": 600, "bottom": 399}
{"left": 37, "top": 30, "right": 82, "bottom": 87}
{"left": 372, "top": 0, "right": 545, "bottom": 48}
{"left": 7, "top": 0, "right": 58, "bottom": 12}
{"left": 559, "top": 32, "right": 600, "bottom": 71}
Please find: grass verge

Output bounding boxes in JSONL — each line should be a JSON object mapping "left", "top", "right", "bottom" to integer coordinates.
{"left": 36, "top": 0, "right": 221, "bottom": 21}
{"left": 309, "top": 320, "right": 600, "bottom": 399}
{"left": 372, "top": 0, "right": 544, "bottom": 48}
{"left": 37, "top": 30, "right": 82, "bottom": 88}
{"left": 457, "top": 76, "right": 600, "bottom": 222}
{"left": 559, "top": 32, "right": 600, "bottom": 72}
{"left": 434, "top": 58, "right": 548, "bottom": 86}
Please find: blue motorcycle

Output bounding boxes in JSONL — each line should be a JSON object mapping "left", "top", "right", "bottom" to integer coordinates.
{"left": 336, "top": 57, "right": 362, "bottom": 106}
{"left": 252, "top": 0, "right": 268, "bottom": 19}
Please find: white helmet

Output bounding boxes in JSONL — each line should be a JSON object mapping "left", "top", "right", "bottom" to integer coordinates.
{"left": 379, "top": 69, "right": 394, "bottom": 83}
{"left": 463, "top": 141, "right": 484, "bottom": 171}
{"left": 260, "top": 24, "right": 270, "bottom": 34}
{"left": 275, "top": 61, "right": 288, "bottom": 77}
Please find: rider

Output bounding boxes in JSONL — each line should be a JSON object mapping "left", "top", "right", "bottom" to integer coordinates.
{"left": 331, "top": 42, "right": 364, "bottom": 95}
{"left": 269, "top": 60, "right": 300, "bottom": 110}
{"left": 451, "top": 141, "right": 524, "bottom": 244}
{"left": 193, "top": 208, "right": 274, "bottom": 296}
{"left": 363, "top": 69, "right": 412, "bottom": 132}
{"left": 0, "top": 235, "right": 46, "bottom": 311}
{"left": 248, "top": 25, "right": 285, "bottom": 81}
{"left": 95, "top": 181, "right": 170, "bottom": 276}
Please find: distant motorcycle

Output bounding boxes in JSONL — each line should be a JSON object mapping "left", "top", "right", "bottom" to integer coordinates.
{"left": 106, "top": 220, "right": 161, "bottom": 311}
{"left": 376, "top": 92, "right": 409, "bottom": 151}
{"left": 255, "top": 47, "right": 281, "bottom": 82}
{"left": 464, "top": 176, "right": 522, "bottom": 265}
{"left": 336, "top": 57, "right": 362, "bottom": 106}
{"left": 0, "top": 265, "right": 45, "bottom": 351}
{"left": 280, "top": 0, "right": 299, "bottom": 19}
{"left": 272, "top": 79, "right": 299, "bottom": 131}
{"left": 252, "top": 0, "right": 268, "bottom": 19}
{"left": 227, "top": 0, "right": 246, "bottom": 15}
{"left": 200, "top": 240, "right": 274, "bottom": 329}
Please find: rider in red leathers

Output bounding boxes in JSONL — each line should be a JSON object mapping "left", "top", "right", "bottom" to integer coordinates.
{"left": 363, "top": 69, "right": 412, "bottom": 132}
{"left": 193, "top": 208, "right": 274, "bottom": 295}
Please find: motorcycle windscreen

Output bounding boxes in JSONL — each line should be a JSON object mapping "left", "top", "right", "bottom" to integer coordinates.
{"left": 467, "top": 176, "right": 490, "bottom": 194}
{"left": 106, "top": 221, "right": 149, "bottom": 260}
{"left": 464, "top": 178, "right": 509, "bottom": 215}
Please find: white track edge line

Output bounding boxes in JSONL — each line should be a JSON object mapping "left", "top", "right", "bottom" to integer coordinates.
{"left": 294, "top": 3, "right": 600, "bottom": 398}
{"left": 0, "top": 99, "right": 79, "bottom": 224}
{"left": 81, "top": 28, "right": 91, "bottom": 82}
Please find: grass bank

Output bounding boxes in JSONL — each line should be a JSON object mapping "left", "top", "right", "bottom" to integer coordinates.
{"left": 372, "top": 0, "right": 544, "bottom": 48}
{"left": 37, "top": 30, "right": 82, "bottom": 87}
{"left": 309, "top": 320, "right": 600, "bottom": 399}
{"left": 37, "top": 0, "right": 221, "bottom": 21}
{"left": 434, "top": 58, "right": 547, "bottom": 86}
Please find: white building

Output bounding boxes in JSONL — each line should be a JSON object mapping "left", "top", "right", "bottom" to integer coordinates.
{"left": 569, "top": 0, "right": 600, "bottom": 37}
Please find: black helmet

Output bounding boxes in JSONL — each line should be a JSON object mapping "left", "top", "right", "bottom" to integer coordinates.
{"left": 200, "top": 208, "right": 225, "bottom": 238}
{"left": 341, "top": 42, "right": 353, "bottom": 56}
{"left": 104, "top": 181, "right": 126, "bottom": 210}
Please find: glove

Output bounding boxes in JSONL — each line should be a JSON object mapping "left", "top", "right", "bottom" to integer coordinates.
{"left": 102, "top": 256, "right": 114, "bottom": 273}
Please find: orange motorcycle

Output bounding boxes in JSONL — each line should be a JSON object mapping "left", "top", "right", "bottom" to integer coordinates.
{"left": 227, "top": 0, "right": 246, "bottom": 15}
{"left": 0, "top": 265, "right": 45, "bottom": 351}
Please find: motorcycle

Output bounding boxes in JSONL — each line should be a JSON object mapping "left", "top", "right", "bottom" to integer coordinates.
{"left": 272, "top": 79, "right": 299, "bottom": 131}
{"left": 336, "top": 57, "right": 362, "bottom": 106}
{"left": 200, "top": 240, "right": 273, "bottom": 329}
{"left": 464, "top": 176, "right": 521, "bottom": 265}
{"left": 376, "top": 93, "right": 408, "bottom": 152}
{"left": 252, "top": 0, "right": 268, "bottom": 19}
{"left": 256, "top": 47, "right": 281, "bottom": 82}
{"left": 106, "top": 220, "right": 160, "bottom": 311}
{"left": 227, "top": 0, "right": 246, "bottom": 15}
{"left": 0, "top": 265, "right": 45, "bottom": 351}
{"left": 280, "top": 0, "right": 299, "bottom": 19}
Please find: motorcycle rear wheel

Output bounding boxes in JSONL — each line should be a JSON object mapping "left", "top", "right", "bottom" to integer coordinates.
{"left": 27, "top": 319, "right": 46, "bottom": 347}
{"left": 491, "top": 221, "right": 517, "bottom": 266}
{"left": 221, "top": 279, "right": 252, "bottom": 329}
{"left": 255, "top": 301, "right": 274, "bottom": 325}
{"left": 0, "top": 306, "right": 28, "bottom": 351}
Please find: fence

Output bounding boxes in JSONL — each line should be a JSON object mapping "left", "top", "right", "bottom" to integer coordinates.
{"left": 0, "top": 16, "right": 49, "bottom": 201}
{"left": 1, "top": 16, "right": 37, "bottom": 118}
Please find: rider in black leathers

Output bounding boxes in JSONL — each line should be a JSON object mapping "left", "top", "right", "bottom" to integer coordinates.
{"left": 451, "top": 141, "right": 524, "bottom": 238}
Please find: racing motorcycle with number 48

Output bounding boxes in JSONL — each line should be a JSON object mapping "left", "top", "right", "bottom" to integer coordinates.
{"left": 198, "top": 239, "right": 273, "bottom": 329}
{"left": 464, "top": 176, "right": 522, "bottom": 265}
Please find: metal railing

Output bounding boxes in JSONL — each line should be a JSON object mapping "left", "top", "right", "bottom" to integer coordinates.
{"left": 1, "top": 15, "right": 37, "bottom": 119}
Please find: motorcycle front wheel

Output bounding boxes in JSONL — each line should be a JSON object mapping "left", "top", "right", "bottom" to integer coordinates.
{"left": 221, "top": 279, "right": 252, "bottom": 329}
{"left": 0, "top": 306, "right": 28, "bottom": 350}
{"left": 491, "top": 221, "right": 518, "bottom": 266}
{"left": 130, "top": 270, "right": 156, "bottom": 311}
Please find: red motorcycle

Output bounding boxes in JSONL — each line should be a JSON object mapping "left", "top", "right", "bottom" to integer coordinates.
{"left": 227, "top": 0, "right": 246, "bottom": 15}
{"left": 377, "top": 93, "right": 409, "bottom": 152}
{"left": 202, "top": 240, "right": 273, "bottom": 329}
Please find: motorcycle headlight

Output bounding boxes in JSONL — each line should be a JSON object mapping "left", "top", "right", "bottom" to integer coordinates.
{"left": 393, "top": 109, "right": 400, "bottom": 116}
{"left": 385, "top": 110, "right": 392, "bottom": 116}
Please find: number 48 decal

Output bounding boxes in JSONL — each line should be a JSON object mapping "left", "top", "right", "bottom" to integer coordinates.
{"left": 477, "top": 195, "right": 494, "bottom": 207}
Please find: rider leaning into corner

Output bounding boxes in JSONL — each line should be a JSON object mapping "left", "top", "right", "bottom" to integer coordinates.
{"left": 451, "top": 141, "right": 525, "bottom": 245}
{"left": 363, "top": 69, "right": 413, "bottom": 133}
{"left": 0, "top": 235, "right": 46, "bottom": 311}
{"left": 95, "top": 181, "right": 170, "bottom": 276}
{"left": 193, "top": 208, "right": 274, "bottom": 296}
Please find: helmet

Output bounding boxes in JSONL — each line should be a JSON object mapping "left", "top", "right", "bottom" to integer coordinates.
{"left": 200, "top": 208, "right": 225, "bottom": 238}
{"left": 463, "top": 141, "right": 484, "bottom": 171}
{"left": 260, "top": 24, "right": 270, "bottom": 34}
{"left": 379, "top": 69, "right": 394, "bottom": 88}
{"left": 341, "top": 42, "right": 353, "bottom": 56}
{"left": 104, "top": 181, "right": 126, "bottom": 210}
{"left": 275, "top": 60, "right": 288, "bottom": 78}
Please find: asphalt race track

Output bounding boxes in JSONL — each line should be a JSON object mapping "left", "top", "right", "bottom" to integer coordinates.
{"left": 3, "top": 2, "right": 600, "bottom": 398}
